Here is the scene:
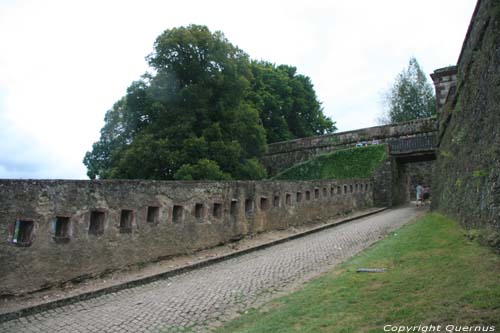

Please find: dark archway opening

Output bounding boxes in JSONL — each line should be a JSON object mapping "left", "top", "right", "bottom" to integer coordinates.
{"left": 391, "top": 152, "right": 436, "bottom": 207}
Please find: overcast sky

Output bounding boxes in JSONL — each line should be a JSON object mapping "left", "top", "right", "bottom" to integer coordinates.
{"left": 0, "top": 0, "right": 476, "bottom": 179}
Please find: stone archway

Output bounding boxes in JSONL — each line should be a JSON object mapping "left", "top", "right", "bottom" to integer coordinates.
{"left": 392, "top": 154, "right": 436, "bottom": 206}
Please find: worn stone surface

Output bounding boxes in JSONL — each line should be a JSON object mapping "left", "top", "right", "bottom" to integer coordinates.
{"left": 0, "top": 179, "right": 372, "bottom": 296}
{"left": 0, "top": 206, "right": 422, "bottom": 333}
{"left": 391, "top": 158, "right": 409, "bottom": 206}
{"left": 372, "top": 156, "right": 393, "bottom": 207}
{"left": 433, "top": 0, "right": 500, "bottom": 233}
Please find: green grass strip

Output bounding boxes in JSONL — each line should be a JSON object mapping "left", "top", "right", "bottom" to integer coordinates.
{"left": 218, "top": 213, "right": 500, "bottom": 333}
{"left": 272, "top": 145, "right": 386, "bottom": 181}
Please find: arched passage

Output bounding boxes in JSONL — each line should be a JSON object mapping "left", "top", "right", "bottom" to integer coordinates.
{"left": 391, "top": 152, "right": 436, "bottom": 206}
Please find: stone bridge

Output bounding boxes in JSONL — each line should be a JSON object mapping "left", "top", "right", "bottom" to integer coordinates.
{"left": 261, "top": 117, "right": 438, "bottom": 177}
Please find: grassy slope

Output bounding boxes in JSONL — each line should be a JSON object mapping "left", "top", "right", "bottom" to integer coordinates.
{"left": 272, "top": 145, "right": 386, "bottom": 181}
{"left": 218, "top": 213, "right": 500, "bottom": 333}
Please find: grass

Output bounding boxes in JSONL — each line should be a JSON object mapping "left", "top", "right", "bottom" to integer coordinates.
{"left": 218, "top": 213, "right": 500, "bottom": 333}
{"left": 272, "top": 145, "right": 386, "bottom": 180}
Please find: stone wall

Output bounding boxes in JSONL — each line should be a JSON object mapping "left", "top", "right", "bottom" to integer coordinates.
{"left": 0, "top": 178, "right": 373, "bottom": 296}
{"left": 372, "top": 158, "right": 392, "bottom": 207}
{"left": 390, "top": 159, "right": 410, "bottom": 207}
{"left": 262, "top": 118, "right": 437, "bottom": 176}
{"left": 433, "top": 0, "right": 500, "bottom": 233}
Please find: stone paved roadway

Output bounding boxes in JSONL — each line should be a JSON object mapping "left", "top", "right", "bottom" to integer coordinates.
{"left": 0, "top": 206, "right": 422, "bottom": 333}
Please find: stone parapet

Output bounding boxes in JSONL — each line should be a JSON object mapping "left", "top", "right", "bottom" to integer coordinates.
{"left": 0, "top": 178, "right": 373, "bottom": 296}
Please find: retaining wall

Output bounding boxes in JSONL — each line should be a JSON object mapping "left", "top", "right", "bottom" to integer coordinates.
{"left": 0, "top": 178, "right": 373, "bottom": 296}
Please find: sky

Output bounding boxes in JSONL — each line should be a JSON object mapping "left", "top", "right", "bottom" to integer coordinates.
{"left": 0, "top": 0, "right": 476, "bottom": 179}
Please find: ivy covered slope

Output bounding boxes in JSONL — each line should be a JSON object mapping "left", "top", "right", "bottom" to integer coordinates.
{"left": 272, "top": 145, "right": 386, "bottom": 181}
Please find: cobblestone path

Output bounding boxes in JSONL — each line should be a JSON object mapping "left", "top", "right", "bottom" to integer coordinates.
{"left": 0, "top": 206, "right": 422, "bottom": 333}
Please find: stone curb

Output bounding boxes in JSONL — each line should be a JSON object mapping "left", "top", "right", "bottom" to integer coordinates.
{"left": 0, "top": 207, "right": 387, "bottom": 323}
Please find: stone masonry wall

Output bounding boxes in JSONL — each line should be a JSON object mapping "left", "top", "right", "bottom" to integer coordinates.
{"left": 372, "top": 158, "right": 392, "bottom": 207}
{"left": 0, "top": 178, "right": 373, "bottom": 296}
{"left": 433, "top": 0, "right": 500, "bottom": 233}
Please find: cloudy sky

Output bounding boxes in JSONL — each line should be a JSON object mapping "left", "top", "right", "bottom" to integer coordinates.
{"left": 0, "top": 0, "right": 476, "bottom": 179}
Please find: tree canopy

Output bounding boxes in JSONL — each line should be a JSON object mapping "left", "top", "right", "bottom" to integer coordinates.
{"left": 380, "top": 57, "right": 436, "bottom": 124}
{"left": 248, "top": 61, "right": 336, "bottom": 143}
{"left": 84, "top": 25, "right": 335, "bottom": 180}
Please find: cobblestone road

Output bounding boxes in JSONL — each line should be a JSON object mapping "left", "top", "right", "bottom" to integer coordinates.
{"left": 0, "top": 206, "right": 422, "bottom": 333}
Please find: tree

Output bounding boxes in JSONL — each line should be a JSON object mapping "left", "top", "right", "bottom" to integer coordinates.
{"left": 380, "top": 57, "right": 436, "bottom": 124}
{"left": 84, "top": 25, "right": 335, "bottom": 180}
{"left": 174, "top": 159, "right": 231, "bottom": 180}
{"left": 248, "top": 61, "right": 336, "bottom": 143}
{"left": 84, "top": 25, "right": 267, "bottom": 180}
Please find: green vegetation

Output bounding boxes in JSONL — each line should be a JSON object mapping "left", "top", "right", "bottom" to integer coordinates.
{"left": 273, "top": 145, "right": 386, "bottom": 180}
{"left": 218, "top": 213, "right": 500, "bottom": 333}
{"left": 249, "top": 61, "right": 336, "bottom": 143}
{"left": 472, "top": 169, "right": 488, "bottom": 178}
{"left": 440, "top": 150, "right": 454, "bottom": 159}
{"left": 379, "top": 57, "right": 436, "bottom": 124}
{"left": 83, "top": 25, "right": 335, "bottom": 181}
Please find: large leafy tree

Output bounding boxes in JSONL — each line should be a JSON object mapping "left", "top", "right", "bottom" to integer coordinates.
{"left": 380, "top": 57, "right": 436, "bottom": 124}
{"left": 84, "top": 25, "right": 335, "bottom": 180}
{"left": 84, "top": 25, "right": 267, "bottom": 180}
{"left": 248, "top": 62, "right": 336, "bottom": 143}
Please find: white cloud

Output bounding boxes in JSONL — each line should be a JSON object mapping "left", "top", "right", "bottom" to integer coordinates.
{"left": 0, "top": 0, "right": 477, "bottom": 179}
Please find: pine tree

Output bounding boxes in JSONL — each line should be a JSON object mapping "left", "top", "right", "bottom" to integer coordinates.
{"left": 381, "top": 57, "right": 436, "bottom": 124}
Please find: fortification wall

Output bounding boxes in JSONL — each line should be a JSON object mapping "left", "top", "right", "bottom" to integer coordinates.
{"left": 433, "top": 0, "right": 500, "bottom": 234}
{"left": 0, "top": 178, "right": 373, "bottom": 296}
{"left": 262, "top": 118, "right": 437, "bottom": 176}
